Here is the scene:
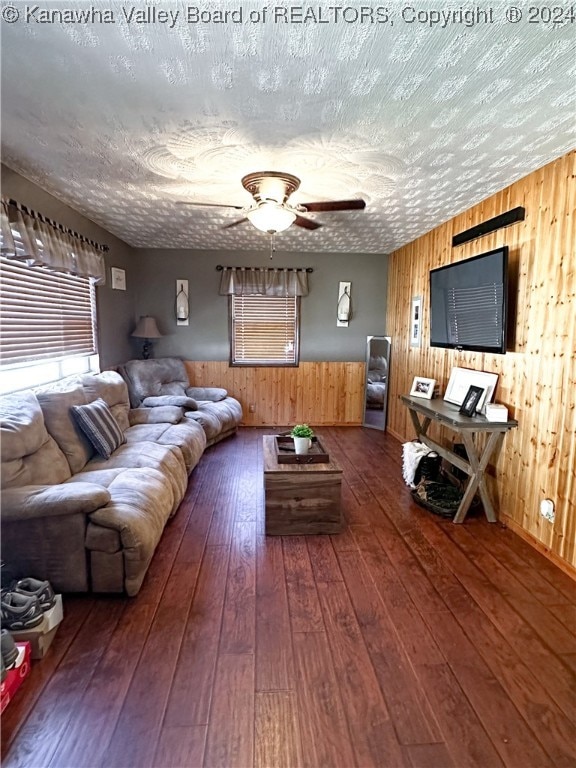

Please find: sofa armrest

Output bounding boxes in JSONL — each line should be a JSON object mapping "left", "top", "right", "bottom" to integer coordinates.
{"left": 186, "top": 386, "right": 227, "bottom": 402}
{"left": 129, "top": 406, "right": 184, "bottom": 425}
{"left": 142, "top": 395, "right": 198, "bottom": 410}
{"left": 1, "top": 482, "right": 111, "bottom": 522}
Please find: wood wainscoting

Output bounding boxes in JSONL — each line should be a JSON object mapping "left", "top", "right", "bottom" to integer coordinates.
{"left": 185, "top": 361, "right": 365, "bottom": 427}
{"left": 386, "top": 150, "right": 576, "bottom": 572}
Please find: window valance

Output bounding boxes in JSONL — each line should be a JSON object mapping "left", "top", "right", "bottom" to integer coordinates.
{"left": 1, "top": 198, "right": 107, "bottom": 284}
{"left": 218, "top": 266, "right": 309, "bottom": 297}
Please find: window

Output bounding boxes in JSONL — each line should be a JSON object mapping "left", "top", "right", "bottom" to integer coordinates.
{"left": 231, "top": 294, "right": 299, "bottom": 366}
{"left": 0, "top": 255, "right": 98, "bottom": 392}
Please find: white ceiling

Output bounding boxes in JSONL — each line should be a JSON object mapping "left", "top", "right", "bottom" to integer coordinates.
{"left": 1, "top": 1, "right": 575, "bottom": 254}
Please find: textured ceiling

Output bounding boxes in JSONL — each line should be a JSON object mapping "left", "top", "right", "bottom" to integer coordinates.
{"left": 1, "top": 1, "right": 575, "bottom": 254}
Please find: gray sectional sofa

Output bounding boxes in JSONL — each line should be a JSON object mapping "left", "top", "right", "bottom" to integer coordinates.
{"left": 0, "top": 364, "right": 242, "bottom": 596}
{"left": 119, "top": 357, "right": 242, "bottom": 446}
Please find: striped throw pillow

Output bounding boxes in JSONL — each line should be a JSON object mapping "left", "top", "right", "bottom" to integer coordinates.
{"left": 71, "top": 398, "right": 126, "bottom": 459}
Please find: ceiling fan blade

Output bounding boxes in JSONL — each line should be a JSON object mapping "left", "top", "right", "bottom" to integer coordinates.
{"left": 177, "top": 201, "right": 244, "bottom": 210}
{"left": 302, "top": 199, "right": 366, "bottom": 212}
{"left": 294, "top": 214, "right": 322, "bottom": 230}
{"left": 222, "top": 218, "right": 248, "bottom": 229}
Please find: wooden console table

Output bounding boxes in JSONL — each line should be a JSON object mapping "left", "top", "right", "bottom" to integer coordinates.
{"left": 401, "top": 395, "right": 518, "bottom": 524}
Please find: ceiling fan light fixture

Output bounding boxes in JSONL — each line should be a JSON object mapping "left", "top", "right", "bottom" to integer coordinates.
{"left": 246, "top": 202, "right": 297, "bottom": 234}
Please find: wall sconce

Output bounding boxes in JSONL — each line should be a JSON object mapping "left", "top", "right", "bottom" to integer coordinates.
{"left": 176, "top": 279, "right": 189, "bottom": 326}
{"left": 131, "top": 315, "right": 163, "bottom": 359}
{"left": 337, "top": 281, "right": 352, "bottom": 327}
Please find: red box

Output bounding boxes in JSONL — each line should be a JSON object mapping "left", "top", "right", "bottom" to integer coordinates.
{"left": 1, "top": 642, "right": 32, "bottom": 714}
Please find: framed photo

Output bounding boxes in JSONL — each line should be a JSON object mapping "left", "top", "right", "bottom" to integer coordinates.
{"left": 410, "top": 295, "right": 422, "bottom": 347}
{"left": 444, "top": 367, "right": 498, "bottom": 413}
{"left": 410, "top": 376, "right": 436, "bottom": 399}
{"left": 459, "top": 385, "right": 485, "bottom": 416}
{"left": 111, "top": 267, "right": 126, "bottom": 291}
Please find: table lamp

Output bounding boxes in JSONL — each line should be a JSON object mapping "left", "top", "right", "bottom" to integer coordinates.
{"left": 131, "top": 316, "right": 162, "bottom": 359}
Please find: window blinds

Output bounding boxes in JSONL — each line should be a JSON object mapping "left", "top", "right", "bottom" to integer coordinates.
{"left": 0, "top": 256, "right": 97, "bottom": 365}
{"left": 231, "top": 295, "right": 298, "bottom": 365}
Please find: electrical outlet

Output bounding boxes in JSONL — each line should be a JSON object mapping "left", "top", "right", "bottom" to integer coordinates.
{"left": 540, "top": 499, "right": 555, "bottom": 523}
{"left": 248, "top": 403, "right": 256, "bottom": 413}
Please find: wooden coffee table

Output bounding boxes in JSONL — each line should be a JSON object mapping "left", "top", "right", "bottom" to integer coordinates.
{"left": 263, "top": 435, "right": 343, "bottom": 535}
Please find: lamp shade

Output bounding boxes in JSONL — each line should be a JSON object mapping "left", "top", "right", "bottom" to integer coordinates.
{"left": 132, "top": 316, "right": 162, "bottom": 338}
{"left": 247, "top": 203, "right": 296, "bottom": 234}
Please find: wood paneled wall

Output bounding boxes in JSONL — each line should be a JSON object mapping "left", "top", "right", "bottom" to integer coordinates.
{"left": 386, "top": 151, "right": 575, "bottom": 571}
{"left": 185, "top": 361, "right": 365, "bottom": 427}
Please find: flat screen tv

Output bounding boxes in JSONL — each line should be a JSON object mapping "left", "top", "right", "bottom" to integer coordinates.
{"left": 429, "top": 246, "right": 508, "bottom": 354}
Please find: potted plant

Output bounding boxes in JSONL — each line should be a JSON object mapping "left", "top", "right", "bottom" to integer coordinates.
{"left": 290, "top": 424, "right": 314, "bottom": 455}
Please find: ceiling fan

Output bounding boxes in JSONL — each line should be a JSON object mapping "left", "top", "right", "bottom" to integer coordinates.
{"left": 177, "top": 171, "right": 366, "bottom": 234}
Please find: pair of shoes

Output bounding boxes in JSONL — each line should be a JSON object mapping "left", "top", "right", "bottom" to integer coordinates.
{"left": 11, "top": 578, "right": 56, "bottom": 612}
{"left": 1, "top": 591, "right": 44, "bottom": 631}
{"left": 1, "top": 578, "right": 55, "bottom": 631}
{"left": 1, "top": 628, "right": 18, "bottom": 669}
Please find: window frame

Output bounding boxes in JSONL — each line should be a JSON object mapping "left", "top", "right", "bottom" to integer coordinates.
{"left": 228, "top": 293, "right": 301, "bottom": 367}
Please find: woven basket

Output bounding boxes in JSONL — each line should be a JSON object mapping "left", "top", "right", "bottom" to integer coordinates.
{"left": 411, "top": 480, "right": 463, "bottom": 518}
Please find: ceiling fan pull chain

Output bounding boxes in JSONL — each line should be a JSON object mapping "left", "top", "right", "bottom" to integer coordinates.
{"left": 270, "top": 233, "right": 276, "bottom": 259}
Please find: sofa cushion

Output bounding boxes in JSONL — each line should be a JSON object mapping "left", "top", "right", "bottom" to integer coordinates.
{"left": 72, "top": 398, "right": 126, "bottom": 459}
{"left": 85, "top": 467, "right": 174, "bottom": 546}
{"left": 78, "top": 440, "right": 187, "bottom": 513}
{"left": 0, "top": 392, "right": 71, "bottom": 489}
{"left": 120, "top": 358, "right": 190, "bottom": 407}
{"left": 2, "top": 437, "right": 72, "bottom": 489}
{"left": 1, "top": 391, "right": 48, "bottom": 462}
{"left": 80, "top": 371, "right": 130, "bottom": 431}
{"left": 186, "top": 386, "right": 228, "bottom": 402}
{"left": 125, "top": 420, "right": 206, "bottom": 474}
{"left": 185, "top": 397, "right": 242, "bottom": 443}
{"left": 80, "top": 467, "right": 175, "bottom": 595}
{"left": 37, "top": 386, "right": 94, "bottom": 473}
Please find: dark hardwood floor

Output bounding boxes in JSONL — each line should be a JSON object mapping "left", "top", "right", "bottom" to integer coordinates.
{"left": 2, "top": 427, "right": 575, "bottom": 768}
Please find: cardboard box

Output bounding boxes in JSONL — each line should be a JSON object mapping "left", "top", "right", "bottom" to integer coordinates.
{"left": 11, "top": 595, "right": 63, "bottom": 659}
{"left": 40, "top": 594, "right": 63, "bottom": 632}
{"left": 1, "top": 642, "right": 31, "bottom": 713}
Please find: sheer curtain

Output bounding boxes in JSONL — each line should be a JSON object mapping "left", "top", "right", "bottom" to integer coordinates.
{"left": 1, "top": 198, "right": 106, "bottom": 284}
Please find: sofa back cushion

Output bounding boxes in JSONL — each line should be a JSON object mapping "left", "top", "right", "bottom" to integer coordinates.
{"left": 80, "top": 371, "right": 130, "bottom": 431}
{"left": 0, "top": 391, "right": 71, "bottom": 489}
{"left": 37, "top": 386, "right": 95, "bottom": 474}
{"left": 120, "top": 358, "right": 189, "bottom": 407}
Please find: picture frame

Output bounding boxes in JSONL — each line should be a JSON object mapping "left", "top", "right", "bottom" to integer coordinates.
{"left": 410, "top": 376, "right": 436, "bottom": 400}
{"left": 444, "top": 367, "right": 498, "bottom": 413}
{"left": 410, "top": 295, "right": 422, "bottom": 347}
{"left": 111, "top": 267, "right": 126, "bottom": 291}
{"left": 459, "top": 385, "right": 485, "bottom": 416}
